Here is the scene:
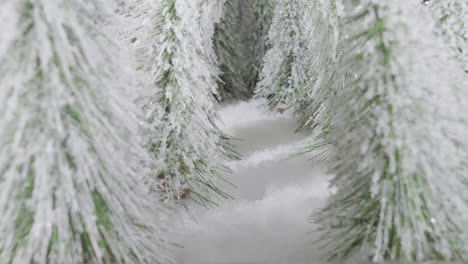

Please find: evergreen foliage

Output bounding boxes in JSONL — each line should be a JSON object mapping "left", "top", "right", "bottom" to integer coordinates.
{"left": 294, "top": 0, "right": 342, "bottom": 157}
{"left": 239, "top": 0, "right": 276, "bottom": 92}
{"left": 136, "top": 0, "right": 236, "bottom": 206}
{"left": 1, "top": 0, "right": 468, "bottom": 263}
{"left": 196, "top": 0, "right": 226, "bottom": 100}
{"left": 255, "top": 0, "right": 309, "bottom": 111}
{"left": 214, "top": 0, "right": 251, "bottom": 101}
{"left": 0, "top": 0, "right": 172, "bottom": 263}
{"left": 315, "top": 0, "right": 468, "bottom": 262}
{"left": 429, "top": 0, "right": 468, "bottom": 73}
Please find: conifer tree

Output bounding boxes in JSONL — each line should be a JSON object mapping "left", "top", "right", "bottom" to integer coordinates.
{"left": 255, "top": 0, "right": 309, "bottom": 111}
{"left": 295, "top": 0, "right": 341, "bottom": 134}
{"left": 0, "top": 0, "right": 171, "bottom": 263}
{"left": 196, "top": 0, "right": 225, "bottom": 98}
{"left": 239, "top": 0, "right": 276, "bottom": 92}
{"left": 429, "top": 0, "right": 468, "bottom": 73}
{"left": 214, "top": 0, "right": 251, "bottom": 101}
{"left": 136, "top": 0, "right": 235, "bottom": 206}
{"left": 315, "top": 0, "right": 468, "bottom": 262}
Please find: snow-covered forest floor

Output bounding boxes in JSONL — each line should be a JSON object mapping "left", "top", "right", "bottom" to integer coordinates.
{"left": 171, "top": 99, "right": 332, "bottom": 264}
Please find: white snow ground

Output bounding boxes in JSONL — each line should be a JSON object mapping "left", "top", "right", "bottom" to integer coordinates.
{"left": 172, "top": 99, "right": 334, "bottom": 264}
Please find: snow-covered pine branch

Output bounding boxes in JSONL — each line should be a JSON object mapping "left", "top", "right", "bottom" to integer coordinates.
{"left": 294, "top": 0, "right": 342, "bottom": 156}
{"left": 214, "top": 0, "right": 251, "bottom": 101}
{"left": 315, "top": 0, "right": 468, "bottom": 262}
{"left": 429, "top": 0, "right": 468, "bottom": 73}
{"left": 0, "top": 0, "right": 172, "bottom": 263}
{"left": 256, "top": 0, "right": 310, "bottom": 112}
{"left": 239, "top": 0, "right": 276, "bottom": 92}
{"left": 197, "top": 0, "right": 226, "bottom": 71}
{"left": 136, "top": 0, "right": 236, "bottom": 206}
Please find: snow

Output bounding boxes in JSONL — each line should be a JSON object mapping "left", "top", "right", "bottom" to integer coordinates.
{"left": 171, "top": 99, "right": 335, "bottom": 264}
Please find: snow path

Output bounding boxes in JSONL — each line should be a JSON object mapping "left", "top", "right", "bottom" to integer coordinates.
{"left": 173, "top": 99, "right": 333, "bottom": 264}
